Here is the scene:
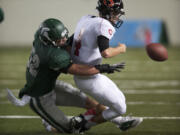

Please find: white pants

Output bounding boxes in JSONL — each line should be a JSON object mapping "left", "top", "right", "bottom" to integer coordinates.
{"left": 74, "top": 74, "right": 126, "bottom": 120}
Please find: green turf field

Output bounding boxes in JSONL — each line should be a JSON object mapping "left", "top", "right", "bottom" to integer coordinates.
{"left": 0, "top": 46, "right": 180, "bottom": 135}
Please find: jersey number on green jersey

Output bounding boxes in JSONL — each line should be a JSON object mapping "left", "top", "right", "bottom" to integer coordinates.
{"left": 27, "top": 47, "right": 40, "bottom": 77}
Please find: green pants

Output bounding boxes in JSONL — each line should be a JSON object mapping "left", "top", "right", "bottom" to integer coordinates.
{"left": 30, "top": 80, "right": 87, "bottom": 133}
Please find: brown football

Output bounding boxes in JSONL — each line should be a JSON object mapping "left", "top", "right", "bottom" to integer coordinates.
{"left": 145, "top": 43, "right": 168, "bottom": 61}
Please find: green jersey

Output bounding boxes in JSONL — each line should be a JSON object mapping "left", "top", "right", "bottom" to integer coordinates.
{"left": 19, "top": 33, "right": 71, "bottom": 98}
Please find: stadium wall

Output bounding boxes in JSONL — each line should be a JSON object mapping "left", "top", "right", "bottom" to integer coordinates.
{"left": 0, "top": 0, "right": 180, "bottom": 46}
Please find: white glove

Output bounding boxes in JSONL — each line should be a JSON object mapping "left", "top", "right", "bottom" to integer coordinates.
{"left": 6, "top": 88, "right": 30, "bottom": 107}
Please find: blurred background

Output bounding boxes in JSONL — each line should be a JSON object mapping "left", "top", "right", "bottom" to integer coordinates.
{"left": 0, "top": 1, "right": 180, "bottom": 135}
{"left": 0, "top": 0, "right": 180, "bottom": 46}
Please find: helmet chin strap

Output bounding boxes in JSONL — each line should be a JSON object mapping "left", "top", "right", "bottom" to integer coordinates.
{"left": 109, "top": 14, "right": 124, "bottom": 28}
{"left": 114, "top": 20, "right": 123, "bottom": 28}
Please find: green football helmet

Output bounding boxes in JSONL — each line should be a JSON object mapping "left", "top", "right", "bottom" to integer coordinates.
{"left": 39, "top": 18, "right": 68, "bottom": 46}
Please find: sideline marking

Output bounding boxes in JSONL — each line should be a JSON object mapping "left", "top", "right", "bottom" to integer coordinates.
{"left": 0, "top": 115, "right": 180, "bottom": 120}
{"left": 141, "top": 117, "right": 180, "bottom": 120}
{"left": 1, "top": 89, "right": 180, "bottom": 98}
{"left": 124, "top": 90, "right": 180, "bottom": 94}
{"left": 0, "top": 115, "right": 39, "bottom": 119}
{"left": 0, "top": 80, "right": 179, "bottom": 87}
{"left": 1, "top": 101, "right": 180, "bottom": 105}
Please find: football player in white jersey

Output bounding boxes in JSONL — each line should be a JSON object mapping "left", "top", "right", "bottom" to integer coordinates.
{"left": 71, "top": 0, "right": 143, "bottom": 131}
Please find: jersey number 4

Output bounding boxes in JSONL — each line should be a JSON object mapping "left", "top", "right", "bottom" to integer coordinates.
{"left": 74, "top": 40, "right": 81, "bottom": 56}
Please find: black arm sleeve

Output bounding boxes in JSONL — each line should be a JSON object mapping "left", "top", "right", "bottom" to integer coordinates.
{"left": 66, "top": 34, "right": 74, "bottom": 46}
{"left": 97, "top": 35, "right": 109, "bottom": 52}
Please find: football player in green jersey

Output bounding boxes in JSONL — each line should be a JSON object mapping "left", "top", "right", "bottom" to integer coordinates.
{"left": 7, "top": 18, "right": 125, "bottom": 134}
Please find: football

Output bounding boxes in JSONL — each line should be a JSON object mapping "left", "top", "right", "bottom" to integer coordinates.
{"left": 145, "top": 43, "right": 168, "bottom": 61}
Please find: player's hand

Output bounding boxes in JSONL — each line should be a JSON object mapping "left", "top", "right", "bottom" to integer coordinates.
{"left": 118, "top": 43, "right": 126, "bottom": 53}
{"left": 95, "top": 62, "right": 125, "bottom": 74}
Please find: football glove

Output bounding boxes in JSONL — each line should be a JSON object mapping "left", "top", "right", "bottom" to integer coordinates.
{"left": 95, "top": 62, "right": 125, "bottom": 74}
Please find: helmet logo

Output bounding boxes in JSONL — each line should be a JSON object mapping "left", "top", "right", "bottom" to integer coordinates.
{"left": 103, "top": 0, "right": 114, "bottom": 7}
{"left": 61, "top": 29, "right": 68, "bottom": 37}
{"left": 40, "top": 27, "right": 52, "bottom": 41}
{"left": 39, "top": 27, "right": 56, "bottom": 45}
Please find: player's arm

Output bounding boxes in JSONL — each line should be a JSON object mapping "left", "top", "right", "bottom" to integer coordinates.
{"left": 49, "top": 48, "right": 124, "bottom": 76}
{"left": 49, "top": 59, "right": 98, "bottom": 76}
{"left": 98, "top": 35, "right": 126, "bottom": 58}
{"left": 67, "top": 62, "right": 125, "bottom": 76}
{"left": 67, "top": 64, "right": 99, "bottom": 75}
{"left": 49, "top": 49, "right": 99, "bottom": 76}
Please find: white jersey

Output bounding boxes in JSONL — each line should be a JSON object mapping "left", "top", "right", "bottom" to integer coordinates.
{"left": 71, "top": 16, "right": 127, "bottom": 120}
{"left": 71, "top": 15, "right": 115, "bottom": 66}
